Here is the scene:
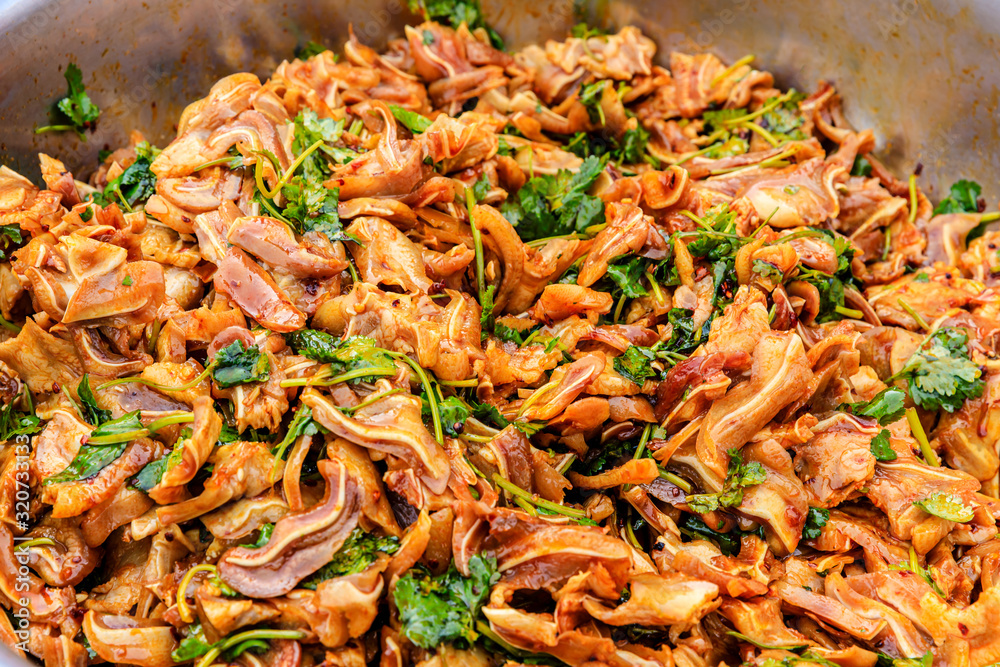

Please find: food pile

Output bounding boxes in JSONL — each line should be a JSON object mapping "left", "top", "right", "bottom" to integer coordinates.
{"left": 1, "top": 2, "right": 999, "bottom": 665}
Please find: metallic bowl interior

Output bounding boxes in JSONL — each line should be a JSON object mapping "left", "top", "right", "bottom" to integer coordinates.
{"left": 0, "top": 0, "right": 998, "bottom": 662}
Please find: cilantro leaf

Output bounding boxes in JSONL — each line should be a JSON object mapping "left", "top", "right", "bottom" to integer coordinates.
{"left": 212, "top": 340, "right": 271, "bottom": 389}
{"left": 44, "top": 420, "right": 134, "bottom": 486}
{"left": 613, "top": 346, "right": 657, "bottom": 386}
{"left": 758, "top": 90, "right": 807, "bottom": 142}
{"left": 933, "top": 179, "right": 983, "bottom": 216}
{"left": 407, "top": 0, "right": 504, "bottom": 49}
{"left": 851, "top": 155, "right": 872, "bottom": 177}
{"left": 786, "top": 231, "right": 858, "bottom": 323}
{"left": 279, "top": 110, "right": 349, "bottom": 241}
{"left": 426, "top": 396, "right": 470, "bottom": 438}
{"left": 393, "top": 554, "right": 499, "bottom": 649}
{"left": 97, "top": 143, "right": 159, "bottom": 211}
{"left": 897, "top": 327, "right": 984, "bottom": 413}
{"left": 77, "top": 374, "right": 112, "bottom": 426}
{"left": 0, "top": 225, "right": 23, "bottom": 261}
{"left": 570, "top": 22, "right": 606, "bottom": 39}
{"left": 130, "top": 442, "right": 188, "bottom": 492}
{"left": 171, "top": 624, "right": 213, "bottom": 662}
{"left": 605, "top": 256, "right": 648, "bottom": 299}
{"left": 913, "top": 492, "right": 974, "bottom": 523}
{"left": 271, "top": 406, "right": 321, "bottom": 462}
{"left": 301, "top": 527, "right": 399, "bottom": 589}
{"left": 870, "top": 429, "right": 897, "bottom": 462}
{"left": 500, "top": 156, "right": 606, "bottom": 242}
{"left": 0, "top": 391, "right": 41, "bottom": 442}
{"left": 296, "top": 41, "right": 329, "bottom": 59}
{"left": 685, "top": 447, "right": 766, "bottom": 513}
{"left": 390, "top": 105, "right": 433, "bottom": 133}
{"left": 802, "top": 507, "right": 830, "bottom": 540}
{"left": 677, "top": 514, "right": 764, "bottom": 557}
{"left": 840, "top": 387, "right": 907, "bottom": 425}
{"left": 36, "top": 63, "right": 100, "bottom": 139}
{"left": 284, "top": 331, "right": 395, "bottom": 381}
{"left": 245, "top": 523, "right": 275, "bottom": 549}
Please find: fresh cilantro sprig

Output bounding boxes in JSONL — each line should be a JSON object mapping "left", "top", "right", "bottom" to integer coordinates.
{"left": 685, "top": 447, "right": 767, "bottom": 513}
{"left": 839, "top": 387, "right": 907, "bottom": 425}
{"left": 407, "top": 0, "right": 504, "bottom": 49}
{"left": 933, "top": 179, "right": 983, "bottom": 215}
{"left": 393, "top": 554, "right": 500, "bottom": 649}
{"left": 891, "top": 327, "right": 984, "bottom": 413}
{"left": 35, "top": 63, "right": 100, "bottom": 140}
{"left": 212, "top": 340, "right": 271, "bottom": 389}
{"left": 500, "top": 155, "right": 606, "bottom": 242}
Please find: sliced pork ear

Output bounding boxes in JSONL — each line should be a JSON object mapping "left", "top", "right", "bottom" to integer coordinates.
{"left": 82, "top": 612, "right": 178, "bottom": 667}
{"left": 479, "top": 508, "right": 633, "bottom": 592}
{"left": 148, "top": 395, "right": 221, "bottom": 504}
{"left": 581, "top": 572, "right": 719, "bottom": 629}
{"left": 697, "top": 332, "right": 812, "bottom": 479}
{"left": 326, "top": 101, "right": 429, "bottom": 199}
{"left": 228, "top": 215, "right": 348, "bottom": 278}
{"left": 219, "top": 459, "right": 360, "bottom": 597}
{"left": 213, "top": 247, "right": 307, "bottom": 332}
{"left": 345, "top": 216, "right": 434, "bottom": 293}
{"left": 302, "top": 388, "right": 451, "bottom": 495}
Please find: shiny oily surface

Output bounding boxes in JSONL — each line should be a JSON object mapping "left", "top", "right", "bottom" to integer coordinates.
{"left": 0, "top": 1, "right": 999, "bottom": 667}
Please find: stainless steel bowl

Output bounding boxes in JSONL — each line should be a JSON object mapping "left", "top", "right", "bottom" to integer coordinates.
{"left": 0, "top": 0, "right": 997, "bottom": 662}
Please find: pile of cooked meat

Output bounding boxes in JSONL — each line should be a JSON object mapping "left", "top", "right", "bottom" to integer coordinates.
{"left": 1, "top": 6, "right": 999, "bottom": 667}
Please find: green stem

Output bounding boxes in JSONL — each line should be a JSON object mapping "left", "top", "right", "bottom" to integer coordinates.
{"left": 835, "top": 305, "right": 864, "bottom": 320}
{"left": 492, "top": 473, "right": 586, "bottom": 519}
{"left": 466, "top": 187, "right": 488, "bottom": 313}
{"left": 193, "top": 155, "right": 243, "bottom": 171}
{"left": 658, "top": 468, "right": 692, "bottom": 493}
{"left": 388, "top": 352, "right": 443, "bottom": 445}
{"left": 908, "top": 173, "right": 918, "bottom": 225}
{"left": 624, "top": 515, "right": 642, "bottom": 549}
{"left": 14, "top": 538, "right": 56, "bottom": 551}
{"left": 897, "top": 297, "right": 931, "bottom": 331}
{"left": 710, "top": 146, "right": 797, "bottom": 176}
{"left": 86, "top": 412, "right": 194, "bottom": 445}
{"left": 632, "top": 424, "right": 652, "bottom": 460}
{"left": 195, "top": 630, "right": 306, "bottom": 667}
{"left": 459, "top": 432, "right": 493, "bottom": 443}
{"left": 673, "top": 130, "right": 729, "bottom": 166}
{"left": 258, "top": 193, "right": 292, "bottom": 224}
{"left": 907, "top": 407, "right": 939, "bottom": 467}
{"left": 279, "top": 365, "right": 395, "bottom": 387}
{"left": 34, "top": 125, "right": 75, "bottom": 134}
{"left": 146, "top": 319, "right": 162, "bottom": 355}
{"left": 177, "top": 564, "right": 217, "bottom": 623}
{"left": 439, "top": 378, "right": 478, "bottom": 387}
{"left": 556, "top": 453, "right": 577, "bottom": 476}
{"left": 644, "top": 271, "right": 664, "bottom": 306}
{"left": 613, "top": 293, "right": 627, "bottom": 324}
{"left": 721, "top": 90, "right": 795, "bottom": 127}
{"left": 711, "top": 54, "right": 755, "bottom": 86}
{"left": 741, "top": 120, "right": 779, "bottom": 147}
{"left": 98, "top": 364, "right": 213, "bottom": 393}
{"left": 341, "top": 388, "right": 403, "bottom": 413}
{"left": 255, "top": 139, "right": 325, "bottom": 199}
{"left": 0, "top": 314, "right": 21, "bottom": 334}
{"left": 513, "top": 497, "right": 538, "bottom": 516}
